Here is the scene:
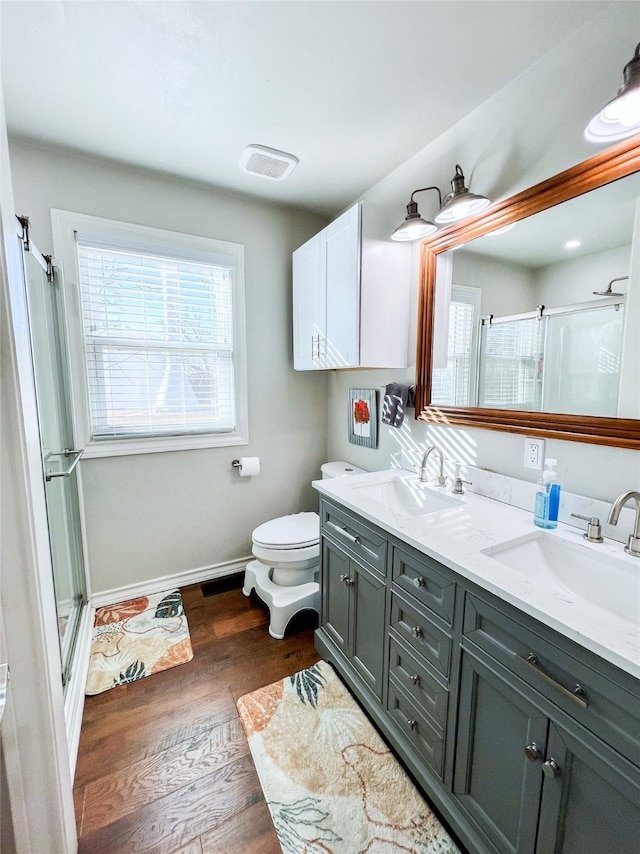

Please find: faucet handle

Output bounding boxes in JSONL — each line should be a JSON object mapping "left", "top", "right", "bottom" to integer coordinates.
{"left": 571, "top": 513, "right": 604, "bottom": 543}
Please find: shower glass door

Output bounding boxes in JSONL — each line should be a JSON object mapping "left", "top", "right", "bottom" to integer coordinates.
{"left": 22, "top": 244, "right": 86, "bottom": 687}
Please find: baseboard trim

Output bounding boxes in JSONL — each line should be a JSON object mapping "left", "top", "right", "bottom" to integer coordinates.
{"left": 64, "top": 602, "right": 94, "bottom": 778}
{"left": 90, "top": 556, "right": 252, "bottom": 609}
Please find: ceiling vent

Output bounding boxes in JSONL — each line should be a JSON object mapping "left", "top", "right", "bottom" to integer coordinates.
{"left": 239, "top": 144, "right": 298, "bottom": 181}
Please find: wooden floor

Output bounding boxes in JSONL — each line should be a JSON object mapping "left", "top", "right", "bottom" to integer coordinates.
{"left": 73, "top": 581, "right": 320, "bottom": 853}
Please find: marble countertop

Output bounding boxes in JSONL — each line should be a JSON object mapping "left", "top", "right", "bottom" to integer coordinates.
{"left": 313, "top": 469, "right": 640, "bottom": 680}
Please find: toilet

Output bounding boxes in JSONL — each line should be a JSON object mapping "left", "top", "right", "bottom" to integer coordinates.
{"left": 242, "top": 461, "right": 365, "bottom": 638}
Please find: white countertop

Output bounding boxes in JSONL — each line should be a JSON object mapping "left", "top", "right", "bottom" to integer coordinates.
{"left": 313, "top": 469, "right": 640, "bottom": 680}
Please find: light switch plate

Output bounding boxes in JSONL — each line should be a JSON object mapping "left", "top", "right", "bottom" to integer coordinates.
{"left": 524, "top": 437, "right": 545, "bottom": 470}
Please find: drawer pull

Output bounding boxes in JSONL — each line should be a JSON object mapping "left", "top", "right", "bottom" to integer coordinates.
{"left": 410, "top": 626, "right": 422, "bottom": 638}
{"left": 542, "top": 758, "right": 562, "bottom": 779}
{"left": 327, "top": 522, "right": 360, "bottom": 545}
{"left": 407, "top": 719, "right": 418, "bottom": 731}
{"left": 524, "top": 742, "right": 543, "bottom": 761}
{"left": 409, "top": 674, "right": 421, "bottom": 686}
{"left": 413, "top": 576, "right": 426, "bottom": 588}
{"left": 518, "top": 653, "right": 588, "bottom": 710}
{"left": 339, "top": 574, "right": 354, "bottom": 586}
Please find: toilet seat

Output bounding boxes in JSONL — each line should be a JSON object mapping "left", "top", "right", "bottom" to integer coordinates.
{"left": 252, "top": 512, "right": 319, "bottom": 550}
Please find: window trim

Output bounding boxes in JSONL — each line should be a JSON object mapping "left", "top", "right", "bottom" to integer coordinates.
{"left": 51, "top": 209, "right": 248, "bottom": 457}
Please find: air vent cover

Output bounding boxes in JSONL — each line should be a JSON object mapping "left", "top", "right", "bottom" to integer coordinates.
{"left": 239, "top": 144, "right": 298, "bottom": 181}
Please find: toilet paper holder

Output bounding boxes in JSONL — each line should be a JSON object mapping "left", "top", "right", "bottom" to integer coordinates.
{"left": 231, "top": 459, "right": 242, "bottom": 468}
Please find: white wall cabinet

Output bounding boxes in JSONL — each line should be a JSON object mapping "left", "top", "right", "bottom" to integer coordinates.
{"left": 293, "top": 202, "right": 410, "bottom": 370}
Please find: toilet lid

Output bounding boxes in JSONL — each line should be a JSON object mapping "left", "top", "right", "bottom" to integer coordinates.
{"left": 252, "top": 512, "right": 320, "bottom": 549}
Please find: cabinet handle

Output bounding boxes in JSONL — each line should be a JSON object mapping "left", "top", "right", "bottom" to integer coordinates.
{"left": 413, "top": 576, "right": 426, "bottom": 588}
{"left": 339, "top": 574, "right": 353, "bottom": 586}
{"left": 524, "top": 742, "right": 543, "bottom": 761}
{"left": 327, "top": 522, "right": 360, "bottom": 545}
{"left": 517, "top": 653, "right": 588, "bottom": 710}
{"left": 407, "top": 719, "right": 418, "bottom": 731}
{"left": 410, "top": 626, "right": 422, "bottom": 638}
{"left": 409, "top": 674, "right": 421, "bottom": 686}
{"left": 311, "top": 334, "right": 315, "bottom": 359}
{"left": 542, "top": 758, "right": 562, "bottom": 778}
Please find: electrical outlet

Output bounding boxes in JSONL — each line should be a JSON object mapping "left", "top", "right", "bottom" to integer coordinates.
{"left": 524, "top": 437, "right": 545, "bottom": 470}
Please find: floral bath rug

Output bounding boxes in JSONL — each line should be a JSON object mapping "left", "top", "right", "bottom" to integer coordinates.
{"left": 237, "top": 660, "right": 460, "bottom": 854}
{"left": 85, "top": 589, "right": 193, "bottom": 695}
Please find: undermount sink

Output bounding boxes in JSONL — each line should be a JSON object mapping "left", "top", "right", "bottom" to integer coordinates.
{"left": 349, "top": 474, "right": 461, "bottom": 517}
{"left": 482, "top": 532, "right": 640, "bottom": 625}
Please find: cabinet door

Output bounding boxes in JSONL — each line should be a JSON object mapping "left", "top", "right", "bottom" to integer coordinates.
{"left": 350, "top": 561, "right": 386, "bottom": 698}
{"left": 536, "top": 721, "right": 640, "bottom": 854}
{"left": 324, "top": 203, "right": 360, "bottom": 367}
{"left": 321, "top": 537, "right": 351, "bottom": 654}
{"left": 453, "top": 649, "right": 547, "bottom": 854}
{"left": 293, "top": 232, "right": 324, "bottom": 370}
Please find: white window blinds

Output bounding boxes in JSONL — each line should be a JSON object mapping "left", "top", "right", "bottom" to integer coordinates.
{"left": 431, "top": 286, "right": 481, "bottom": 407}
{"left": 76, "top": 240, "right": 236, "bottom": 440}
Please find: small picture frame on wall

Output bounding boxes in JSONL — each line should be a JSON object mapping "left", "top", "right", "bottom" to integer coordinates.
{"left": 348, "top": 388, "right": 378, "bottom": 449}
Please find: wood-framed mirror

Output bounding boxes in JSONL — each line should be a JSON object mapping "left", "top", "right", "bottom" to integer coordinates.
{"left": 415, "top": 136, "right": 640, "bottom": 450}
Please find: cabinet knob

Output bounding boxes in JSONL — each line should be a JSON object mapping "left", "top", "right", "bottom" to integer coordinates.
{"left": 413, "top": 576, "right": 426, "bottom": 588}
{"left": 542, "top": 758, "right": 562, "bottom": 778}
{"left": 524, "top": 742, "right": 543, "bottom": 761}
{"left": 410, "top": 626, "right": 422, "bottom": 638}
{"left": 407, "top": 719, "right": 418, "bottom": 731}
{"left": 409, "top": 674, "right": 421, "bottom": 686}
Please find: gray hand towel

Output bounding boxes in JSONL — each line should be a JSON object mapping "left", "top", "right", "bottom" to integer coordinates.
{"left": 381, "top": 383, "right": 414, "bottom": 428}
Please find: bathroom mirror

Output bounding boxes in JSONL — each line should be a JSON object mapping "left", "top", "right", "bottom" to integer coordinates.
{"left": 415, "top": 137, "right": 640, "bottom": 449}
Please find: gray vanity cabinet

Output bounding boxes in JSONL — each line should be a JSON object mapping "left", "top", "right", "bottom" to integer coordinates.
{"left": 453, "top": 646, "right": 547, "bottom": 854}
{"left": 535, "top": 719, "right": 640, "bottom": 853}
{"left": 316, "top": 498, "right": 640, "bottom": 854}
{"left": 454, "top": 644, "right": 640, "bottom": 854}
{"left": 320, "top": 502, "right": 387, "bottom": 700}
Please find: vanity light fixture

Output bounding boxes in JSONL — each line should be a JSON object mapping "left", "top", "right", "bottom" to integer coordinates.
{"left": 390, "top": 186, "right": 442, "bottom": 241}
{"left": 434, "top": 165, "right": 491, "bottom": 224}
{"left": 585, "top": 43, "right": 640, "bottom": 143}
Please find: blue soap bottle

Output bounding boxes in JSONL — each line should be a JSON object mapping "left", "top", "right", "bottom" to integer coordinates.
{"left": 534, "top": 458, "right": 560, "bottom": 529}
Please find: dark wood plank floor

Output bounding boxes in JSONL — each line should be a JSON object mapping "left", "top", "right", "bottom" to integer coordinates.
{"left": 74, "top": 581, "right": 320, "bottom": 853}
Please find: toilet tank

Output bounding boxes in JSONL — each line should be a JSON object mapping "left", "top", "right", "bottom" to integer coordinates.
{"left": 321, "top": 461, "right": 367, "bottom": 479}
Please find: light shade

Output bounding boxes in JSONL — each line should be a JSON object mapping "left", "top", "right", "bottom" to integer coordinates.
{"left": 586, "top": 43, "right": 640, "bottom": 143}
{"left": 435, "top": 165, "right": 491, "bottom": 224}
{"left": 390, "top": 186, "right": 441, "bottom": 242}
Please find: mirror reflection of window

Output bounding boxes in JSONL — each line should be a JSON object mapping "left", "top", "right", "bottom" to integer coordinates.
{"left": 478, "top": 317, "right": 544, "bottom": 410}
{"left": 431, "top": 285, "right": 481, "bottom": 407}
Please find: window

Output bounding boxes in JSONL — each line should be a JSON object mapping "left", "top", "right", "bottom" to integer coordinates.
{"left": 478, "top": 317, "right": 543, "bottom": 410}
{"left": 431, "top": 285, "right": 481, "bottom": 406}
{"left": 52, "top": 211, "right": 247, "bottom": 456}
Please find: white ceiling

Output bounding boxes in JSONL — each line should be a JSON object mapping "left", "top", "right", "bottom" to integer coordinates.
{"left": 1, "top": 1, "right": 611, "bottom": 216}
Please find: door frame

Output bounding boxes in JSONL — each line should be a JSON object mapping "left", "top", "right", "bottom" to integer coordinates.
{"left": 0, "top": 88, "right": 77, "bottom": 852}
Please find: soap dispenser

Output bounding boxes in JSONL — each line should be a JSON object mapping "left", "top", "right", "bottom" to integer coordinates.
{"left": 534, "top": 458, "right": 561, "bottom": 529}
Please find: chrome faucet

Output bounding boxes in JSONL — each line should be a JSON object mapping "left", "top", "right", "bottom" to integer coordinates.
{"left": 419, "top": 445, "right": 446, "bottom": 486}
{"left": 607, "top": 490, "right": 640, "bottom": 557}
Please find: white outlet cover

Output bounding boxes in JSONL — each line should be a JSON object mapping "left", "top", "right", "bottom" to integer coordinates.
{"left": 524, "top": 437, "right": 545, "bottom": 470}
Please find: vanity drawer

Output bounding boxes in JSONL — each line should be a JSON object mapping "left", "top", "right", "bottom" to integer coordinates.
{"left": 321, "top": 501, "right": 387, "bottom": 575}
{"left": 463, "top": 593, "right": 640, "bottom": 761}
{"left": 389, "top": 636, "right": 449, "bottom": 732}
{"left": 389, "top": 592, "right": 452, "bottom": 679}
{"left": 392, "top": 543, "right": 456, "bottom": 626}
{"left": 387, "top": 680, "right": 445, "bottom": 779}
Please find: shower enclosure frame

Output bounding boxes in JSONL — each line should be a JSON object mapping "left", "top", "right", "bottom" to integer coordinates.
{"left": 15, "top": 215, "right": 92, "bottom": 767}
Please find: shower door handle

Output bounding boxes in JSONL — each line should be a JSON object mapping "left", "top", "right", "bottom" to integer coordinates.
{"left": 45, "top": 448, "right": 84, "bottom": 482}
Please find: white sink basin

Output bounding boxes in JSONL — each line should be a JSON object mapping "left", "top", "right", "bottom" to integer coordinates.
{"left": 482, "top": 532, "right": 640, "bottom": 625}
{"left": 349, "top": 474, "right": 461, "bottom": 517}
